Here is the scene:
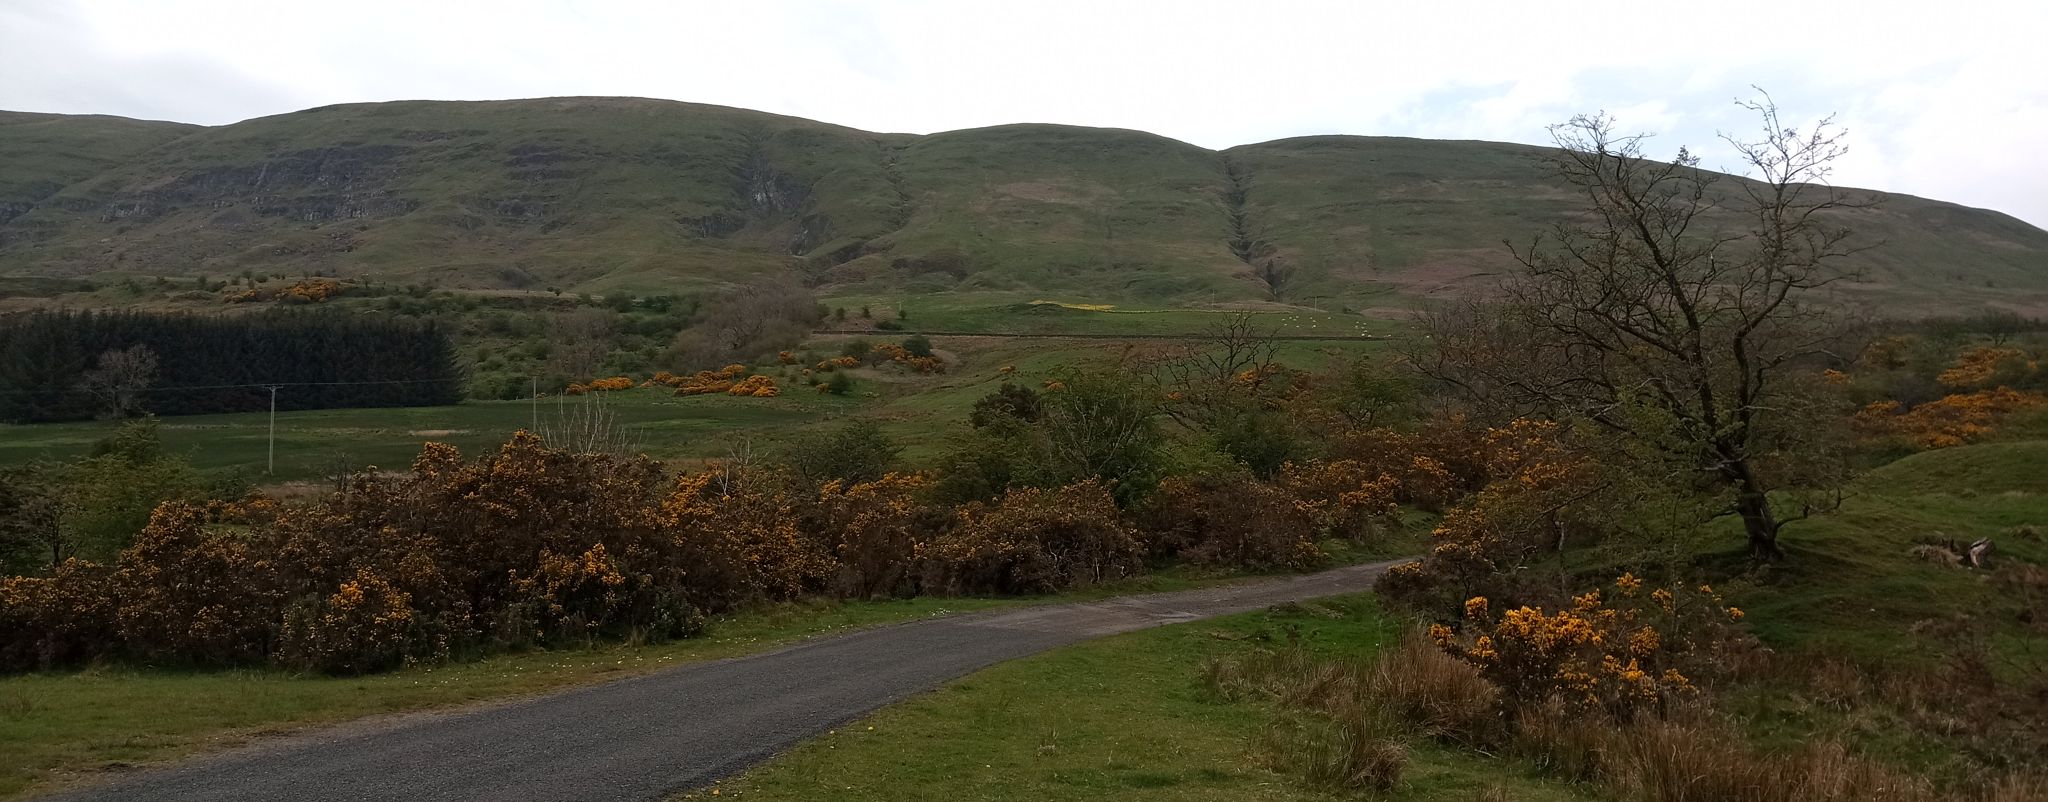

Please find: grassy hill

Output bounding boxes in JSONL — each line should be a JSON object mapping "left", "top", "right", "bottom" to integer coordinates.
{"left": 0, "top": 112, "right": 196, "bottom": 225}
{"left": 1, "top": 97, "right": 2044, "bottom": 313}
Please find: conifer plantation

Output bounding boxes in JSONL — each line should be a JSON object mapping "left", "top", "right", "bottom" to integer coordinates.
{"left": 0, "top": 311, "right": 462, "bottom": 423}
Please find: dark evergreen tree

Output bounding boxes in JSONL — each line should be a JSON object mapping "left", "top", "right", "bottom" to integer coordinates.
{"left": 0, "top": 310, "right": 463, "bottom": 422}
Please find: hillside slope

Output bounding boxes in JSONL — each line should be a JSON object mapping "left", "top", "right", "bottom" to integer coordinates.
{"left": 1, "top": 97, "right": 2043, "bottom": 312}
{"left": 0, "top": 111, "right": 197, "bottom": 225}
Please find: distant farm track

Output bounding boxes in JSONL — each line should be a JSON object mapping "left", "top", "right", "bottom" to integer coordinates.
{"left": 813, "top": 329, "right": 1396, "bottom": 341}
{"left": 43, "top": 560, "right": 1402, "bottom": 802}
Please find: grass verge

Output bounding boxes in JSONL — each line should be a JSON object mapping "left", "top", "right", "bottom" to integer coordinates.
{"left": 717, "top": 595, "right": 1593, "bottom": 802}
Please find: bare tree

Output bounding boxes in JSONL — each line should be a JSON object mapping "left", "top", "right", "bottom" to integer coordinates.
{"left": 547, "top": 309, "right": 617, "bottom": 381}
{"left": 539, "top": 392, "right": 641, "bottom": 456}
{"left": 1159, "top": 312, "right": 1279, "bottom": 429}
{"left": 1976, "top": 309, "right": 2027, "bottom": 347}
{"left": 1419, "top": 93, "right": 1869, "bottom": 561}
{"left": 711, "top": 437, "right": 757, "bottom": 497}
{"left": 668, "top": 277, "right": 820, "bottom": 369}
{"left": 78, "top": 344, "right": 159, "bottom": 419}
{"left": 319, "top": 450, "right": 360, "bottom": 494}
{"left": 0, "top": 465, "right": 71, "bottom": 570}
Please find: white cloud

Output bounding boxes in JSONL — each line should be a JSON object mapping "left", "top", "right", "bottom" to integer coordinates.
{"left": 2, "top": 0, "right": 2043, "bottom": 226}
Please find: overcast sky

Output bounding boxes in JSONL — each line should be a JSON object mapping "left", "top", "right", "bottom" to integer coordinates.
{"left": 4, "top": 0, "right": 2044, "bottom": 228}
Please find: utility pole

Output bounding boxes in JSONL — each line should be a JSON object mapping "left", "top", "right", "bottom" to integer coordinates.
{"left": 264, "top": 385, "right": 282, "bottom": 475}
{"left": 530, "top": 376, "right": 538, "bottom": 433}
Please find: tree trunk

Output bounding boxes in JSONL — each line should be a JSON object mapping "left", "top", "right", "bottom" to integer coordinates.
{"left": 1728, "top": 459, "right": 1784, "bottom": 561}
{"left": 1736, "top": 491, "right": 1783, "bottom": 561}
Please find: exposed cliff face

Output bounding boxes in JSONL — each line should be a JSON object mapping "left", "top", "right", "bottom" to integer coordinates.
{"left": 1, "top": 97, "right": 2043, "bottom": 313}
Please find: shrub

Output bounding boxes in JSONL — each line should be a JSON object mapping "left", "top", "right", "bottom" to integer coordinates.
{"left": 658, "top": 469, "right": 836, "bottom": 608}
{"left": 110, "top": 503, "right": 276, "bottom": 665}
{"left": 1277, "top": 459, "right": 1402, "bottom": 542}
{"left": 812, "top": 473, "right": 938, "bottom": 598}
{"left": 666, "top": 279, "right": 818, "bottom": 370}
{"left": 1430, "top": 575, "right": 1750, "bottom": 718}
{"left": 1937, "top": 346, "right": 2037, "bottom": 389}
{"left": 1030, "top": 368, "right": 1168, "bottom": 503}
{"left": 275, "top": 568, "right": 417, "bottom": 675}
{"left": 1206, "top": 407, "right": 1303, "bottom": 478}
{"left": 773, "top": 422, "right": 900, "bottom": 485}
{"left": 1375, "top": 419, "right": 1609, "bottom": 615}
{"left": 727, "top": 375, "right": 779, "bottom": 397}
{"left": 1852, "top": 388, "right": 2046, "bottom": 449}
{"left": 59, "top": 420, "right": 205, "bottom": 562}
{"left": 659, "top": 364, "right": 753, "bottom": 395}
{"left": 1142, "top": 473, "right": 1323, "bottom": 569}
{"left": 923, "top": 480, "right": 1142, "bottom": 594}
{"left": 824, "top": 371, "right": 855, "bottom": 395}
{"left": 0, "top": 559, "right": 116, "bottom": 670}
{"left": 969, "top": 382, "right": 1042, "bottom": 429}
{"left": 1325, "top": 418, "right": 1492, "bottom": 509}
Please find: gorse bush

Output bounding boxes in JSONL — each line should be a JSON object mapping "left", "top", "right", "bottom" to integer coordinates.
{"left": 1853, "top": 388, "right": 2046, "bottom": 449}
{"left": 1142, "top": 472, "right": 1324, "bottom": 570}
{"left": 921, "top": 480, "right": 1143, "bottom": 595}
{"left": 1376, "top": 418, "right": 1617, "bottom": 615}
{"left": 1428, "top": 575, "right": 1751, "bottom": 719}
{"left": 1275, "top": 459, "right": 1403, "bottom": 543}
{"left": 7, "top": 423, "right": 1437, "bottom": 675}
{"left": 0, "top": 558, "right": 114, "bottom": 669}
{"left": 276, "top": 567, "right": 417, "bottom": 675}
{"left": 4, "top": 434, "right": 718, "bottom": 673}
{"left": 810, "top": 473, "right": 944, "bottom": 599}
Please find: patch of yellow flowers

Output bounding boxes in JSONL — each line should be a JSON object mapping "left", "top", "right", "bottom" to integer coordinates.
{"left": 1431, "top": 573, "right": 1747, "bottom": 715}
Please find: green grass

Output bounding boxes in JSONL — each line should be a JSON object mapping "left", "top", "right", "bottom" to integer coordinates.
{"left": 0, "top": 320, "right": 1406, "bottom": 482}
{"left": 0, "top": 390, "right": 859, "bottom": 482}
{"left": 720, "top": 438, "right": 2048, "bottom": 802}
{"left": 0, "top": 112, "right": 195, "bottom": 205}
{"left": 4, "top": 98, "right": 2039, "bottom": 314}
{"left": 835, "top": 291, "right": 1411, "bottom": 337}
{"left": 1720, "top": 440, "right": 2048, "bottom": 666}
{"left": 1558, "top": 436, "right": 2048, "bottom": 785}
{"left": 720, "top": 594, "right": 1593, "bottom": 802}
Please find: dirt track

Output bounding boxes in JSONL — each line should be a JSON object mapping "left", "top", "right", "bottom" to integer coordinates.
{"left": 43, "top": 560, "right": 1401, "bottom": 802}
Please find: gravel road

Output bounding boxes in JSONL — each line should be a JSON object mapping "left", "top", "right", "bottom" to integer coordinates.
{"left": 44, "top": 559, "right": 1400, "bottom": 802}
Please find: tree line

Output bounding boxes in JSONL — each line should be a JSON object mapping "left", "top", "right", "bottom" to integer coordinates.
{"left": 0, "top": 310, "right": 462, "bottom": 423}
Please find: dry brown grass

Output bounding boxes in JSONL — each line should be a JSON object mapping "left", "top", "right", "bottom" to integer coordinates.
{"left": 1364, "top": 632, "right": 1501, "bottom": 743}
{"left": 1206, "top": 626, "right": 2048, "bottom": 802}
{"left": 1281, "top": 715, "right": 1410, "bottom": 792}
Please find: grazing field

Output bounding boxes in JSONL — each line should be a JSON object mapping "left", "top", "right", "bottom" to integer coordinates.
{"left": 0, "top": 392, "right": 855, "bottom": 483}
{"left": 0, "top": 325, "right": 1401, "bottom": 483}
{"left": 824, "top": 294, "right": 1408, "bottom": 338}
